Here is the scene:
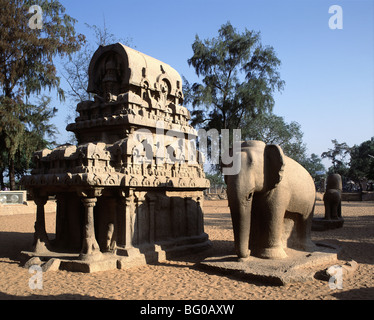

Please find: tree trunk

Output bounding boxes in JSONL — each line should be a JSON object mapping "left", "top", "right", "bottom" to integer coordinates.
{"left": 8, "top": 157, "right": 16, "bottom": 190}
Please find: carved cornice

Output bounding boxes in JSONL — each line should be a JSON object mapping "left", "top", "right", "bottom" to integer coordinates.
{"left": 21, "top": 44, "right": 210, "bottom": 194}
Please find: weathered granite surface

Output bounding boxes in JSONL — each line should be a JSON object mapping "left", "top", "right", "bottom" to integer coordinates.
{"left": 21, "top": 44, "right": 211, "bottom": 272}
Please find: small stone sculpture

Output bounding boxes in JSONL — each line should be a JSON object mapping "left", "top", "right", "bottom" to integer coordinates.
{"left": 313, "top": 173, "right": 344, "bottom": 231}
{"left": 323, "top": 173, "right": 342, "bottom": 220}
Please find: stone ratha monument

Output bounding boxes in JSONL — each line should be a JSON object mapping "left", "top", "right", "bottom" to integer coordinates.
{"left": 21, "top": 43, "right": 210, "bottom": 272}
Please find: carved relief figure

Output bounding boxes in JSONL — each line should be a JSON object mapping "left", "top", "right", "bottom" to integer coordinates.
{"left": 101, "top": 54, "right": 122, "bottom": 100}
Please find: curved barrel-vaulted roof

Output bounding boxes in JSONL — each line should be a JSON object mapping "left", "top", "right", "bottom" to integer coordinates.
{"left": 87, "top": 43, "right": 183, "bottom": 99}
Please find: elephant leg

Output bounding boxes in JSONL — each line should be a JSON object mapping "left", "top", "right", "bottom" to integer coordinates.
{"left": 256, "top": 201, "right": 287, "bottom": 259}
{"left": 331, "top": 202, "right": 339, "bottom": 219}
{"left": 337, "top": 201, "right": 342, "bottom": 218}
{"left": 324, "top": 200, "right": 332, "bottom": 220}
{"left": 299, "top": 205, "right": 317, "bottom": 252}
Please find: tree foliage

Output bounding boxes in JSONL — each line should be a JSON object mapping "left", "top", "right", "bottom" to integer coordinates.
{"left": 301, "top": 153, "right": 325, "bottom": 187}
{"left": 62, "top": 22, "right": 132, "bottom": 105}
{"left": 185, "top": 22, "right": 285, "bottom": 132}
{"left": 0, "top": 0, "right": 83, "bottom": 189}
{"left": 61, "top": 22, "right": 132, "bottom": 143}
{"left": 349, "top": 137, "right": 374, "bottom": 181}
{"left": 242, "top": 112, "right": 306, "bottom": 163}
{"left": 205, "top": 172, "right": 225, "bottom": 187}
{"left": 321, "top": 139, "right": 351, "bottom": 177}
{"left": 321, "top": 138, "right": 374, "bottom": 190}
{"left": 0, "top": 0, "right": 84, "bottom": 99}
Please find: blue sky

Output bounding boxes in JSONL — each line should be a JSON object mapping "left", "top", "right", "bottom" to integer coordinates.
{"left": 52, "top": 0, "right": 374, "bottom": 169}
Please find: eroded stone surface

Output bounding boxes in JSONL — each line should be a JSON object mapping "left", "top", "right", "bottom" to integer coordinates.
{"left": 21, "top": 44, "right": 210, "bottom": 272}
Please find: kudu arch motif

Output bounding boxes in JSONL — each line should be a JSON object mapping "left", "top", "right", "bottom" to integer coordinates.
{"left": 22, "top": 43, "right": 210, "bottom": 272}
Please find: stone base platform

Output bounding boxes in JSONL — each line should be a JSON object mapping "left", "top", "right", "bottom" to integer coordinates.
{"left": 312, "top": 217, "right": 344, "bottom": 231}
{"left": 21, "top": 235, "right": 211, "bottom": 273}
{"left": 198, "top": 243, "right": 341, "bottom": 286}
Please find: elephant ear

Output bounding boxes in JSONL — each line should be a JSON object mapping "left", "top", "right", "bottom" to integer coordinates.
{"left": 264, "top": 144, "right": 285, "bottom": 190}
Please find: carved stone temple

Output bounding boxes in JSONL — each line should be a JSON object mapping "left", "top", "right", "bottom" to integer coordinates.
{"left": 21, "top": 43, "right": 211, "bottom": 272}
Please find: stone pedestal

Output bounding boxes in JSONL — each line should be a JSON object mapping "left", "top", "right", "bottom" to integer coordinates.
{"left": 199, "top": 243, "right": 341, "bottom": 286}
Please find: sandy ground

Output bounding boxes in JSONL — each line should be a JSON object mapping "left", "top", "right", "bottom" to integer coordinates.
{"left": 0, "top": 200, "right": 373, "bottom": 300}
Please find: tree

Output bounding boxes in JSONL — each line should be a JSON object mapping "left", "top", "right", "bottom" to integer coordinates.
{"left": 185, "top": 22, "right": 285, "bottom": 132}
{"left": 0, "top": 149, "right": 7, "bottom": 189}
{"left": 62, "top": 22, "right": 132, "bottom": 104}
{"left": 321, "top": 139, "right": 351, "bottom": 177}
{"left": 0, "top": 96, "right": 57, "bottom": 189}
{"left": 205, "top": 172, "right": 225, "bottom": 187}
{"left": 0, "top": 96, "right": 24, "bottom": 189}
{"left": 62, "top": 21, "right": 132, "bottom": 143}
{"left": 349, "top": 137, "right": 374, "bottom": 181}
{"left": 301, "top": 153, "right": 326, "bottom": 189}
{"left": 0, "top": 0, "right": 84, "bottom": 189}
{"left": 242, "top": 112, "right": 307, "bottom": 163}
{"left": 20, "top": 96, "right": 58, "bottom": 166}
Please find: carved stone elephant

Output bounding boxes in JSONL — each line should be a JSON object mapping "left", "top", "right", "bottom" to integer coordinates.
{"left": 225, "top": 141, "right": 316, "bottom": 260}
{"left": 323, "top": 174, "right": 342, "bottom": 220}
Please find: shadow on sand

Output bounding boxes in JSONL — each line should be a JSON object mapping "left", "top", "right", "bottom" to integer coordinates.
{"left": 0, "top": 292, "right": 109, "bottom": 300}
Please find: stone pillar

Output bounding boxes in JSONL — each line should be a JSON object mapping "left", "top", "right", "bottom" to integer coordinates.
{"left": 134, "top": 192, "right": 147, "bottom": 245}
{"left": 125, "top": 195, "right": 134, "bottom": 249}
{"left": 196, "top": 196, "right": 204, "bottom": 235}
{"left": 115, "top": 194, "right": 126, "bottom": 247}
{"left": 80, "top": 197, "right": 102, "bottom": 261}
{"left": 147, "top": 194, "right": 157, "bottom": 245}
{"left": 33, "top": 196, "right": 50, "bottom": 253}
{"left": 116, "top": 190, "right": 140, "bottom": 257}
